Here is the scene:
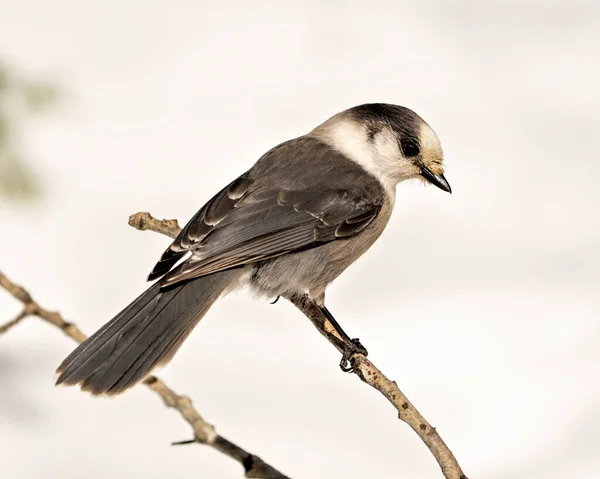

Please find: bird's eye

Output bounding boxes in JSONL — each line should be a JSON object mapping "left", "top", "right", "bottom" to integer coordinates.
{"left": 400, "top": 139, "right": 420, "bottom": 157}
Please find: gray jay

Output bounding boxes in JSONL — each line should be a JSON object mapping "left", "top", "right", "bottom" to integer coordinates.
{"left": 56, "top": 103, "right": 451, "bottom": 396}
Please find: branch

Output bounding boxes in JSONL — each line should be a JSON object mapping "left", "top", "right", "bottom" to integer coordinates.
{"left": 0, "top": 306, "right": 30, "bottom": 334}
{"left": 0, "top": 269, "right": 290, "bottom": 479}
{"left": 128, "top": 212, "right": 181, "bottom": 238}
{"left": 128, "top": 211, "right": 468, "bottom": 479}
{"left": 285, "top": 295, "right": 467, "bottom": 479}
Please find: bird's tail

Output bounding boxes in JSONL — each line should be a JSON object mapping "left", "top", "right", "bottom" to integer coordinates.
{"left": 56, "top": 270, "right": 238, "bottom": 396}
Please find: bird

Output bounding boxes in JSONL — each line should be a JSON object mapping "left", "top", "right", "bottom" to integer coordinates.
{"left": 55, "top": 103, "right": 451, "bottom": 396}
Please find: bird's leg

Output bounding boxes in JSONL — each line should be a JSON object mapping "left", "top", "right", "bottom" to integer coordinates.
{"left": 285, "top": 294, "right": 368, "bottom": 373}
{"left": 319, "top": 305, "right": 368, "bottom": 372}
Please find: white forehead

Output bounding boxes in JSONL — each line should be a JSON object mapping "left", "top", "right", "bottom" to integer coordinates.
{"left": 419, "top": 122, "right": 442, "bottom": 156}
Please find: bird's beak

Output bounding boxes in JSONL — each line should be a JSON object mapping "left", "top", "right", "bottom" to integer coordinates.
{"left": 421, "top": 167, "right": 452, "bottom": 193}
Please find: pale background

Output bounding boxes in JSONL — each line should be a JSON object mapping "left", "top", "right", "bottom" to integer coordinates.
{"left": 1, "top": 1, "right": 599, "bottom": 478}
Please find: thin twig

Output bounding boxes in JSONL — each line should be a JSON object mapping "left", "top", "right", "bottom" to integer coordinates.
{"left": 128, "top": 211, "right": 468, "bottom": 479}
{"left": 128, "top": 212, "right": 181, "bottom": 237}
{"left": 0, "top": 306, "right": 30, "bottom": 334}
{"left": 0, "top": 269, "right": 289, "bottom": 479}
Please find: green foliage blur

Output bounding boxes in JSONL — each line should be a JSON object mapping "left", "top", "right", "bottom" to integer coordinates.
{"left": 0, "top": 60, "right": 60, "bottom": 202}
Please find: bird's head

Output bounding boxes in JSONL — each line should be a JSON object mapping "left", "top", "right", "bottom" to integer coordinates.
{"left": 314, "top": 103, "right": 451, "bottom": 194}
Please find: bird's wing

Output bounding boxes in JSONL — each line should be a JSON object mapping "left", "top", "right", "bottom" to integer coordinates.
{"left": 147, "top": 174, "right": 254, "bottom": 281}
{"left": 149, "top": 175, "right": 383, "bottom": 287}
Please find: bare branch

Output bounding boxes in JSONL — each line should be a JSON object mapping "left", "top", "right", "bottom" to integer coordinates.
{"left": 0, "top": 269, "right": 290, "bottom": 479}
{"left": 286, "top": 294, "right": 467, "bottom": 479}
{"left": 128, "top": 211, "right": 468, "bottom": 479}
{"left": 3, "top": 210, "right": 468, "bottom": 478}
{"left": 0, "top": 306, "right": 30, "bottom": 334}
{"left": 128, "top": 212, "right": 180, "bottom": 238}
{"left": 145, "top": 376, "right": 288, "bottom": 478}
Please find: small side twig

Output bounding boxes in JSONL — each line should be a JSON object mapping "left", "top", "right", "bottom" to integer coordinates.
{"left": 128, "top": 211, "right": 468, "bottom": 479}
{"left": 0, "top": 269, "right": 289, "bottom": 479}
{"left": 0, "top": 306, "right": 30, "bottom": 334}
{"left": 128, "top": 212, "right": 181, "bottom": 237}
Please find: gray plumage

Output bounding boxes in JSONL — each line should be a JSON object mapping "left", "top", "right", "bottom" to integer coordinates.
{"left": 56, "top": 103, "right": 450, "bottom": 395}
{"left": 57, "top": 271, "right": 237, "bottom": 395}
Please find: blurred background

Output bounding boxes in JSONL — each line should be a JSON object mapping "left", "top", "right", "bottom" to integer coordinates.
{"left": 0, "top": 1, "right": 598, "bottom": 478}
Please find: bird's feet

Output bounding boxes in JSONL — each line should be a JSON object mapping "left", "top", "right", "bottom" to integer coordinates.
{"left": 339, "top": 338, "right": 368, "bottom": 372}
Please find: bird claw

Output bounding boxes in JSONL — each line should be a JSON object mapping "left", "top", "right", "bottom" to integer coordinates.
{"left": 339, "top": 338, "right": 368, "bottom": 372}
{"left": 270, "top": 296, "right": 280, "bottom": 304}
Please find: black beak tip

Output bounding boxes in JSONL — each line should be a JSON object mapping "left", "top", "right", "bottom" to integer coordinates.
{"left": 421, "top": 168, "right": 452, "bottom": 194}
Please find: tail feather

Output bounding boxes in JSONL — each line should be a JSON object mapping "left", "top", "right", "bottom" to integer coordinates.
{"left": 57, "top": 282, "right": 164, "bottom": 386}
{"left": 56, "top": 270, "right": 237, "bottom": 396}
